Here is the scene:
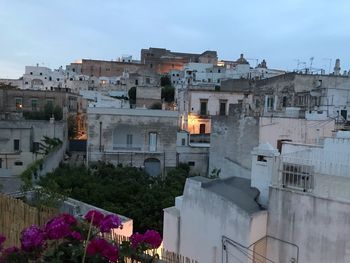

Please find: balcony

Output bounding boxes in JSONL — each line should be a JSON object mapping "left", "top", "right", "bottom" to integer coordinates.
{"left": 196, "top": 110, "right": 210, "bottom": 118}
{"left": 189, "top": 133, "right": 210, "bottom": 144}
{"left": 112, "top": 144, "right": 143, "bottom": 151}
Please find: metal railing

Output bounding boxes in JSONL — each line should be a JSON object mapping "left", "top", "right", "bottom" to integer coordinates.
{"left": 189, "top": 133, "right": 210, "bottom": 144}
{"left": 281, "top": 162, "right": 314, "bottom": 192}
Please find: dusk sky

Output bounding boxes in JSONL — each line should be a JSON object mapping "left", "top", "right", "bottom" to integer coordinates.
{"left": 0, "top": 0, "right": 349, "bottom": 78}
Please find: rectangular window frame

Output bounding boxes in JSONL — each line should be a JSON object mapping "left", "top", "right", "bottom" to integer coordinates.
{"left": 14, "top": 139, "right": 20, "bottom": 151}
{"left": 149, "top": 132, "right": 157, "bottom": 152}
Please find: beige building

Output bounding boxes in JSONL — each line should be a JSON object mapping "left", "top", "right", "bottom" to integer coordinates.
{"left": 87, "top": 108, "right": 178, "bottom": 176}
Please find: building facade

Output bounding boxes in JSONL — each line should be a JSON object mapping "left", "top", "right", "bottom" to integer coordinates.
{"left": 87, "top": 108, "right": 178, "bottom": 176}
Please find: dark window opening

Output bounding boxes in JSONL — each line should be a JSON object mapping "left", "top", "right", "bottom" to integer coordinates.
{"left": 188, "top": 161, "right": 195, "bottom": 166}
{"left": 282, "top": 96, "right": 287, "bottom": 107}
{"left": 14, "top": 139, "right": 20, "bottom": 151}
{"left": 200, "top": 101, "right": 207, "bottom": 115}
{"left": 14, "top": 161, "right": 23, "bottom": 166}
{"left": 199, "top": 124, "right": 206, "bottom": 134}
{"left": 257, "top": 155, "right": 267, "bottom": 162}
{"left": 220, "top": 102, "right": 226, "bottom": 116}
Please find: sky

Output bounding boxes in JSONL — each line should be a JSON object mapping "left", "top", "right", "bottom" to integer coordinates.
{"left": 0, "top": 0, "right": 349, "bottom": 78}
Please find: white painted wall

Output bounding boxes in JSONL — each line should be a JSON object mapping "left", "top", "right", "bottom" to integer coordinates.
{"left": 259, "top": 117, "right": 335, "bottom": 147}
{"left": 163, "top": 178, "right": 267, "bottom": 263}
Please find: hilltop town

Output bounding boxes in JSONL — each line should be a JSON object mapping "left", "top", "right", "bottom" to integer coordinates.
{"left": 1, "top": 47, "right": 350, "bottom": 262}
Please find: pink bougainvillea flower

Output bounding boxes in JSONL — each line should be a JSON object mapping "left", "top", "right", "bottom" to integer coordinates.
{"left": 99, "top": 214, "right": 122, "bottom": 233}
{"left": 143, "top": 230, "right": 162, "bottom": 249}
{"left": 3, "top": 246, "right": 20, "bottom": 254}
{"left": 45, "top": 216, "right": 71, "bottom": 240}
{"left": 69, "top": 231, "right": 83, "bottom": 241}
{"left": 84, "top": 210, "right": 105, "bottom": 226}
{"left": 20, "top": 225, "right": 45, "bottom": 251}
{"left": 130, "top": 232, "right": 145, "bottom": 249}
{"left": 0, "top": 234, "right": 5, "bottom": 251}
{"left": 61, "top": 213, "right": 77, "bottom": 225}
{"left": 87, "top": 238, "right": 118, "bottom": 262}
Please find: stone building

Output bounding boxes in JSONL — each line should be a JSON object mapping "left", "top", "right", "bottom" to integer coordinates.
{"left": 66, "top": 59, "right": 145, "bottom": 78}
{"left": 0, "top": 119, "right": 66, "bottom": 175}
{"left": 0, "top": 86, "right": 82, "bottom": 118}
{"left": 141, "top": 47, "right": 218, "bottom": 74}
{"left": 87, "top": 107, "right": 178, "bottom": 176}
{"left": 242, "top": 72, "right": 350, "bottom": 122}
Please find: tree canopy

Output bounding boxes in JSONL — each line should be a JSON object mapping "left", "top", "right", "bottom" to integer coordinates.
{"left": 39, "top": 163, "right": 191, "bottom": 234}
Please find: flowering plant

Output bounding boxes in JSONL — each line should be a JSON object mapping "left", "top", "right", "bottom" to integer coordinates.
{"left": 0, "top": 210, "right": 162, "bottom": 263}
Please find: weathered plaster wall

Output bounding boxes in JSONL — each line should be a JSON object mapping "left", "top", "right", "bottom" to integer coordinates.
{"left": 267, "top": 187, "right": 350, "bottom": 263}
{"left": 209, "top": 116, "right": 259, "bottom": 178}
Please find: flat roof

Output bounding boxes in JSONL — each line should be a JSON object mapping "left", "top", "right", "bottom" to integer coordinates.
{"left": 201, "top": 176, "right": 263, "bottom": 215}
{"left": 87, "top": 107, "right": 179, "bottom": 118}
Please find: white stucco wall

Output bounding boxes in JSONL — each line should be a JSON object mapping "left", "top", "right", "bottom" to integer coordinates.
{"left": 267, "top": 187, "right": 350, "bottom": 263}
{"left": 165, "top": 178, "right": 267, "bottom": 263}
{"left": 259, "top": 117, "right": 335, "bottom": 148}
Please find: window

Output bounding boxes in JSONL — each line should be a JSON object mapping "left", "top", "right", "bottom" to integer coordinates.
{"left": 188, "top": 161, "right": 195, "bottom": 166}
{"left": 199, "top": 124, "right": 206, "bottom": 134}
{"left": 266, "top": 96, "right": 274, "bottom": 111}
{"left": 14, "top": 139, "right": 20, "bottom": 151}
{"left": 126, "top": 134, "right": 133, "bottom": 148}
{"left": 208, "top": 78, "right": 211, "bottom": 83}
{"left": 181, "top": 138, "right": 186, "bottom": 146}
{"left": 282, "top": 163, "right": 313, "bottom": 191}
{"left": 49, "top": 77, "right": 52, "bottom": 81}
{"left": 146, "top": 77, "right": 150, "bottom": 84}
{"left": 14, "top": 161, "right": 23, "bottom": 166}
{"left": 282, "top": 96, "right": 287, "bottom": 107}
{"left": 46, "top": 99, "right": 53, "bottom": 107}
{"left": 257, "top": 155, "right": 267, "bottom": 162}
{"left": 31, "top": 99, "right": 38, "bottom": 111}
{"left": 149, "top": 132, "right": 157, "bottom": 152}
{"left": 150, "top": 64, "right": 153, "bottom": 68}
{"left": 15, "top": 98, "right": 22, "bottom": 110}
{"left": 217, "top": 79, "right": 220, "bottom": 83}
{"left": 40, "top": 72, "right": 42, "bottom": 75}
{"left": 32, "top": 142, "right": 40, "bottom": 153}
{"left": 72, "top": 68, "right": 75, "bottom": 72}
{"left": 135, "top": 79, "right": 138, "bottom": 85}
{"left": 57, "top": 78, "right": 60, "bottom": 81}
{"left": 218, "top": 69, "right": 221, "bottom": 73}
{"left": 0, "top": 158, "right": 2, "bottom": 168}
{"left": 25, "top": 81, "right": 29, "bottom": 84}
{"left": 200, "top": 100, "right": 208, "bottom": 115}
{"left": 219, "top": 101, "right": 227, "bottom": 116}
{"left": 30, "top": 72, "right": 33, "bottom": 75}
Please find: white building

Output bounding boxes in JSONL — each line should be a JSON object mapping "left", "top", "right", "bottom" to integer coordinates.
{"left": 164, "top": 131, "right": 350, "bottom": 263}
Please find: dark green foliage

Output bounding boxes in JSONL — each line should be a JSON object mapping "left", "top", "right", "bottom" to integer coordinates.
{"left": 160, "top": 76, "right": 171, "bottom": 87}
{"left": 161, "top": 85, "right": 175, "bottom": 103}
{"left": 149, "top": 102, "right": 162, "bottom": 109}
{"left": 128, "top": 87, "right": 136, "bottom": 105}
{"left": 39, "top": 163, "right": 191, "bottom": 234}
{"left": 67, "top": 114, "right": 78, "bottom": 139}
{"left": 23, "top": 103, "right": 63, "bottom": 121}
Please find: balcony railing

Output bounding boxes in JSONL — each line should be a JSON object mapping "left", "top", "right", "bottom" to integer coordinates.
{"left": 189, "top": 133, "right": 210, "bottom": 144}
{"left": 112, "top": 144, "right": 143, "bottom": 151}
{"left": 281, "top": 162, "right": 314, "bottom": 192}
